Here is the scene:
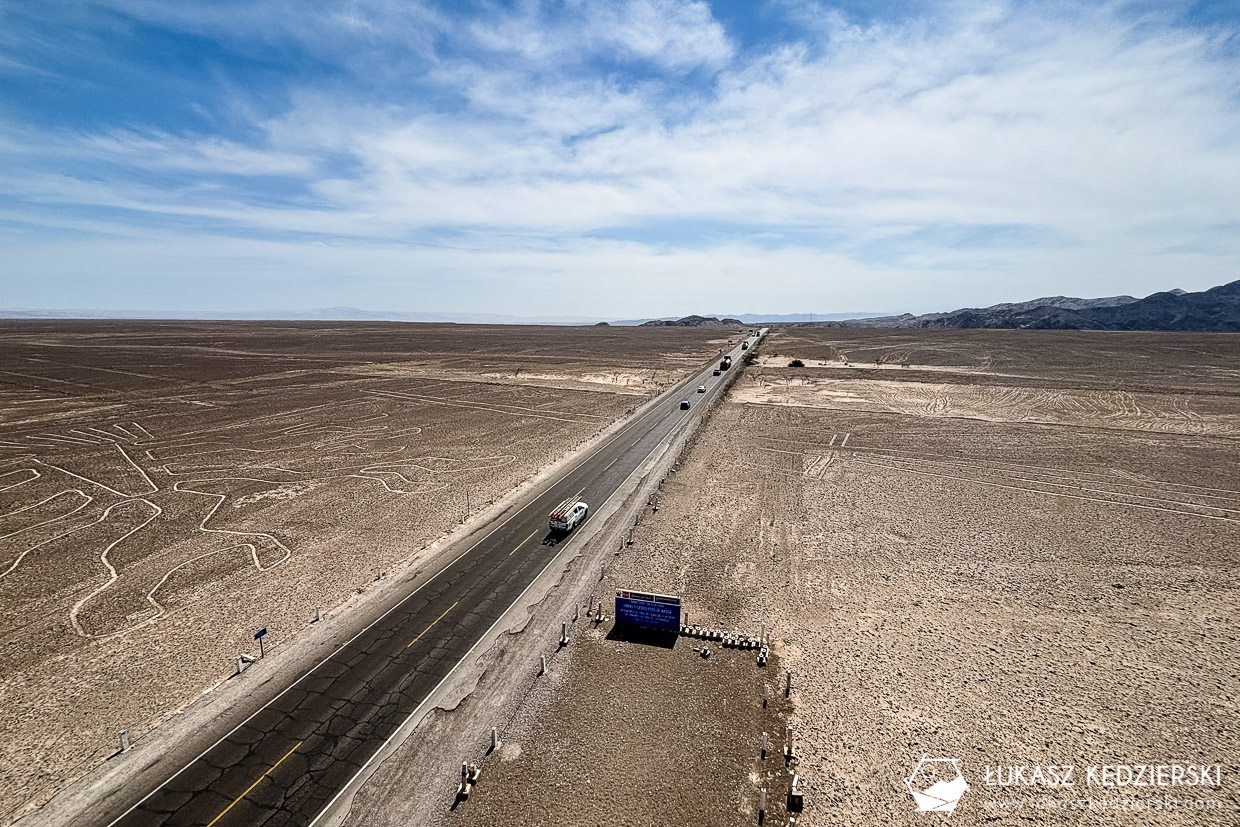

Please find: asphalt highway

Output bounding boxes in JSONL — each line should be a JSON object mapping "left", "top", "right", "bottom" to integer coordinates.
{"left": 106, "top": 331, "right": 763, "bottom": 827}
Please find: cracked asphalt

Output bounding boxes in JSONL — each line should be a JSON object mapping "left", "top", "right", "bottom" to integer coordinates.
{"left": 106, "top": 336, "right": 757, "bottom": 827}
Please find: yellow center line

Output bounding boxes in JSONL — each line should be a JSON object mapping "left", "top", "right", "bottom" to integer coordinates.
{"left": 206, "top": 740, "right": 303, "bottom": 827}
{"left": 509, "top": 529, "right": 539, "bottom": 557}
{"left": 407, "top": 600, "right": 460, "bottom": 648}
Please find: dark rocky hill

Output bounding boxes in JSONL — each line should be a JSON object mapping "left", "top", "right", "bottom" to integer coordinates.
{"left": 640, "top": 315, "right": 745, "bottom": 327}
{"left": 812, "top": 281, "right": 1239, "bottom": 331}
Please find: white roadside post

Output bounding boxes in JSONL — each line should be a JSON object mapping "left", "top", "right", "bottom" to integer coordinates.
{"left": 119, "top": 730, "right": 130, "bottom": 753}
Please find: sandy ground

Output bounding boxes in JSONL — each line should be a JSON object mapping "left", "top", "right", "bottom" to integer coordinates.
{"left": 0, "top": 321, "right": 725, "bottom": 825}
{"left": 443, "top": 329, "right": 1239, "bottom": 826}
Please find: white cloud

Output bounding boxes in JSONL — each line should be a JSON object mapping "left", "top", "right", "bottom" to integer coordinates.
{"left": 2, "top": 0, "right": 1239, "bottom": 312}
{"left": 470, "top": 0, "right": 733, "bottom": 71}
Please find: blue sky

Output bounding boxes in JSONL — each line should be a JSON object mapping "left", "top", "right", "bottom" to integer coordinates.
{"left": 1, "top": 0, "right": 1238, "bottom": 317}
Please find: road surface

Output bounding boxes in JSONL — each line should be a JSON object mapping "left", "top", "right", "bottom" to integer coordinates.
{"left": 105, "top": 332, "right": 762, "bottom": 826}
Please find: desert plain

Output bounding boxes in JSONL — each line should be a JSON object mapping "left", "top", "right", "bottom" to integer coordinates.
{"left": 436, "top": 327, "right": 1239, "bottom": 826}
{"left": 2, "top": 322, "right": 1237, "bottom": 827}
{"left": 0, "top": 321, "right": 726, "bottom": 824}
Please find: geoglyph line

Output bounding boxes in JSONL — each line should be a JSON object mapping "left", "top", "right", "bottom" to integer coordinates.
{"left": 68, "top": 498, "right": 163, "bottom": 638}
{"left": 112, "top": 424, "right": 139, "bottom": 440}
{"left": 34, "top": 459, "right": 128, "bottom": 498}
{"left": 29, "top": 435, "right": 96, "bottom": 446}
{"left": 117, "top": 445, "right": 159, "bottom": 495}
{"left": 0, "top": 468, "right": 39, "bottom": 492}
{"left": 0, "top": 489, "right": 93, "bottom": 541}
{"left": 172, "top": 480, "right": 294, "bottom": 568}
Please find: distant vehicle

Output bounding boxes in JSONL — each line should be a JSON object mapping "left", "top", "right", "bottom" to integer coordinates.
{"left": 713, "top": 369, "right": 721, "bottom": 376}
{"left": 549, "top": 495, "right": 588, "bottom": 533}
{"left": 680, "top": 400, "right": 691, "bottom": 410}
{"left": 697, "top": 385, "right": 706, "bottom": 393}
{"left": 720, "top": 355, "right": 732, "bottom": 371}
{"left": 741, "top": 342, "right": 749, "bottom": 350}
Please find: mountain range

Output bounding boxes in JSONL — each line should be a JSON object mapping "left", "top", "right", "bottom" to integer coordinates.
{"left": 810, "top": 280, "right": 1240, "bottom": 331}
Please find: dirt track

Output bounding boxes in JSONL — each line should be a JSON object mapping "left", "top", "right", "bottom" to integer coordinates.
{"left": 0, "top": 321, "right": 726, "bottom": 825}
{"left": 443, "top": 328, "right": 1240, "bottom": 826}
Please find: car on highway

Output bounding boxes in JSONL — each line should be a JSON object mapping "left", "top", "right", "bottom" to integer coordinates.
{"left": 549, "top": 496, "right": 589, "bottom": 532}
{"left": 680, "top": 400, "right": 691, "bottom": 409}
{"left": 712, "top": 369, "right": 721, "bottom": 376}
{"left": 697, "top": 385, "right": 706, "bottom": 393}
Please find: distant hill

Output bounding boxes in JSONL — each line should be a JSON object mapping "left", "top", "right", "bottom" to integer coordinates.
{"left": 639, "top": 315, "right": 745, "bottom": 327}
{"left": 810, "top": 281, "right": 1240, "bottom": 332}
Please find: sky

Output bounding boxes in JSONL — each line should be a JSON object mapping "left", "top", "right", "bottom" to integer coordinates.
{"left": 1, "top": 0, "right": 1238, "bottom": 318}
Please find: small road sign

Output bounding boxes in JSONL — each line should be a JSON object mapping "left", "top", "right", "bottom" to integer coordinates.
{"left": 255, "top": 627, "right": 268, "bottom": 658}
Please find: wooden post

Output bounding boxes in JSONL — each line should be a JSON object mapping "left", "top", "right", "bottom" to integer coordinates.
{"left": 540, "top": 655, "right": 546, "bottom": 675}
{"left": 314, "top": 606, "right": 322, "bottom": 623}
{"left": 491, "top": 727, "right": 500, "bottom": 752}
{"left": 786, "top": 669, "right": 792, "bottom": 697}
{"left": 758, "top": 787, "right": 766, "bottom": 822}
{"left": 560, "top": 622, "right": 568, "bottom": 646}
{"left": 119, "top": 730, "right": 130, "bottom": 753}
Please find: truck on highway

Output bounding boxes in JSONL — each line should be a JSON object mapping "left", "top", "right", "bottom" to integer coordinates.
{"left": 720, "top": 355, "right": 732, "bottom": 371}
{"left": 741, "top": 341, "right": 749, "bottom": 350}
{"left": 549, "top": 495, "right": 588, "bottom": 533}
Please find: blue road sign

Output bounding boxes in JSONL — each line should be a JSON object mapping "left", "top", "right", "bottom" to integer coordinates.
{"left": 615, "top": 589, "right": 681, "bottom": 633}
{"left": 254, "top": 627, "right": 267, "bottom": 640}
